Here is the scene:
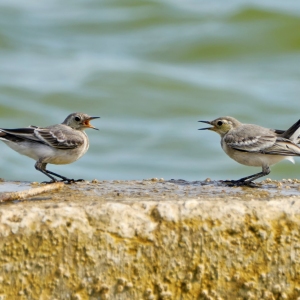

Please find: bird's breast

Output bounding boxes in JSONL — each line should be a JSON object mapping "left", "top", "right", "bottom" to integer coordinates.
{"left": 46, "top": 142, "right": 89, "bottom": 165}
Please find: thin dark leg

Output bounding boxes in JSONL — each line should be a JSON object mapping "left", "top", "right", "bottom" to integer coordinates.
{"left": 35, "top": 161, "right": 84, "bottom": 184}
{"left": 223, "top": 166, "right": 270, "bottom": 187}
{"left": 46, "top": 170, "right": 73, "bottom": 181}
{"left": 35, "top": 161, "right": 58, "bottom": 183}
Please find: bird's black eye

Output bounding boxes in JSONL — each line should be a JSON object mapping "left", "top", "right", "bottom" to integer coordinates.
{"left": 75, "top": 116, "right": 81, "bottom": 122}
{"left": 217, "top": 121, "right": 223, "bottom": 126}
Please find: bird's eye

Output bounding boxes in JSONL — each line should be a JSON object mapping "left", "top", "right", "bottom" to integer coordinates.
{"left": 75, "top": 116, "right": 81, "bottom": 122}
{"left": 217, "top": 121, "right": 223, "bottom": 126}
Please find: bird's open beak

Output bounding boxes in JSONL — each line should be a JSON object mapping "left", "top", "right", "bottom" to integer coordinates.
{"left": 198, "top": 120, "right": 214, "bottom": 131}
{"left": 84, "top": 116, "right": 100, "bottom": 130}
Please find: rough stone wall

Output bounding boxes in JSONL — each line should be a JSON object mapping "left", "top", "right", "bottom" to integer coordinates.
{"left": 0, "top": 180, "right": 300, "bottom": 300}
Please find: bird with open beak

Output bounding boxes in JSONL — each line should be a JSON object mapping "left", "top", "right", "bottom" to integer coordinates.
{"left": 199, "top": 116, "right": 300, "bottom": 186}
{"left": 0, "top": 112, "right": 99, "bottom": 183}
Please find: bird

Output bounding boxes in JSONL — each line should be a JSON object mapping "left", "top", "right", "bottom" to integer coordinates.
{"left": 0, "top": 112, "right": 99, "bottom": 183}
{"left": 199, "top": 116, "right": 300, "bottom": 186}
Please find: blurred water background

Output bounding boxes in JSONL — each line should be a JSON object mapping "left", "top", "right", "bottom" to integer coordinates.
{"left": 1, "top": 0, "right": 300, "bottom": 182}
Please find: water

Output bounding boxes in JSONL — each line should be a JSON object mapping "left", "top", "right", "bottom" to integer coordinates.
{"left": 1, "top": 0, "right": 300, "bottom": 182}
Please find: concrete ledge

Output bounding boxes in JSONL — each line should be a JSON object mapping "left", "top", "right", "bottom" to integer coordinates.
{"left": 0, "top": 179, "right": 300, "bottom": 299}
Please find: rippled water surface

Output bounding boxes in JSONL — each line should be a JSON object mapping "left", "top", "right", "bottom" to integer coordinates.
{"left": 1, "top": 0, "right": 300, "bottom": 182}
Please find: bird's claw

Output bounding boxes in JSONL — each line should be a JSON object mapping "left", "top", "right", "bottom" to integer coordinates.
{"left": 42, "top": 180, "right": 58, "bottom": 184}
{"left": 62, "top": 178, "right": 85, "bottom": 184}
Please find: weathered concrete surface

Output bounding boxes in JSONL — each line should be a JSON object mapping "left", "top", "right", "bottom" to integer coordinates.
{"left": 1, "top": 178, "right": 300, "bottom": 300}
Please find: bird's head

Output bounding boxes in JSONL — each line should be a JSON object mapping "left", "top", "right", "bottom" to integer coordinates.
{"left": 199, "top": 116, "right": 241, "bottom": 136}
{"left": 63, "top": 113, "right": 100, "bottom": 131}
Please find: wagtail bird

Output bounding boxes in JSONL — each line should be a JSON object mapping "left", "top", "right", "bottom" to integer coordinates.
{"left": 199, "top": 116, "right": 300, "bottom": 186}
{"left": 0, "top": 112, "right": 99, "bottom": 183}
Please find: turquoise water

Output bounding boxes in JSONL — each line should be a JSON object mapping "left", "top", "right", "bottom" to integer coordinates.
{"left": 1, "top": 0, "right": 300, "bottom": 182}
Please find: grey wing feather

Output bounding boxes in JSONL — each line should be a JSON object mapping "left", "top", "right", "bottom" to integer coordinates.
{"left": 34, "top": 128, "right": 84, "bottom": 149}
{"left": 261, "top": 138, "right": 300, "bottom": 156}
{"left": 225, "top": 133, "right": 300, "bottom": 156}
{"left": 224, "top": 134, "right": 276, "bottom": 152}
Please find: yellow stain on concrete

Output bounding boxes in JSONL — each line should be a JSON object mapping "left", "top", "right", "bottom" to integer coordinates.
{"left": 0, "top": 179, "right": 299, "bottom": 299}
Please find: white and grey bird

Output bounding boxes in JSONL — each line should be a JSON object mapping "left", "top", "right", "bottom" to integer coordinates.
{"left": 0, "top": 112, "right": 99, "bottom": 183}
{"left": 199, "top": 116, "right": 300, "bottom": 186}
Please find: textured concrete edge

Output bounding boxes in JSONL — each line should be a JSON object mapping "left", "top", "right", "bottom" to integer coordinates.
{"left": 0, "top": 192, "right": 300, "bottom": 299}
{"left": 0, "top": 197, "right": 299, "bottom": 238}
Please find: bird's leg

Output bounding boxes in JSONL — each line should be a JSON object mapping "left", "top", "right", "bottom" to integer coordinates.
{"left": 45, "top": 170, "right": 85, "bottom": 183}
{"left": 35, "top": 161, "right": 58, "bottom": 183}
{"left": 35, "top": 161, "right": 83, "bottom": 184}
{"left": 44, "top": 169, "right": 75, "bottom": 183}
{"left": 224, "top": 165, "right": 270, "bottom": 187}
{"left": 47, "top": 170, "right": 84, "bottom": 183}
{"left": 241, "top": 165, "right": 270, "bottom": 183}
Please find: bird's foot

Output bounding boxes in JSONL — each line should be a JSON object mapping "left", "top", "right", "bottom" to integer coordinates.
{"left": 42, "top": 180, "right": 58, "bottom": 184}
{"left": 221, "top": 180, "right": 259, "bottom": 188}
{"left": 62, "top": 178, "right": 85, "bottom": 184}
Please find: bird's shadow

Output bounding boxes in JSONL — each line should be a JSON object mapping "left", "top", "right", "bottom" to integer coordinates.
{"left": 167, "top": 178, "right": 260, "bottom": 188}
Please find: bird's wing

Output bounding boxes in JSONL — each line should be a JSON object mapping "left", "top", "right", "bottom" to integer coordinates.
{"left": 34, "top": 127, "right": 84, "bottom": 149}
{"left": 0, "top": 127, "right": 42, "bottom": 143}
{"left": 225, "top": 134, "right": 300, "bottom": 156}
{"left": 262, "top": 138, "right": 300, "bottom": 156}
{"left": 224, "top": 134, "right": 276, "bottom": 152}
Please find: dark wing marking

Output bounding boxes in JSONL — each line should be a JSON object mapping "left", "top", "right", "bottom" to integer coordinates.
{"left": 274, "top": 129, "right": 285, "bottom": 134}
{"left": 0, "top": 127, "right": 43, "bottom": 143}
{"left": 280, "top": 119, "right": 300, "bottom": 140}
{"left": 274, "top": 119, "right": 300, "bottom": 143}
{"left": 1, "top": 128, "right": 35, "bottom": 134}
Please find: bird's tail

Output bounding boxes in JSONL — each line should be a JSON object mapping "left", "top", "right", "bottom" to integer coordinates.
{"left": 275, "top": 119, "right": 300, "bottom": 144}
